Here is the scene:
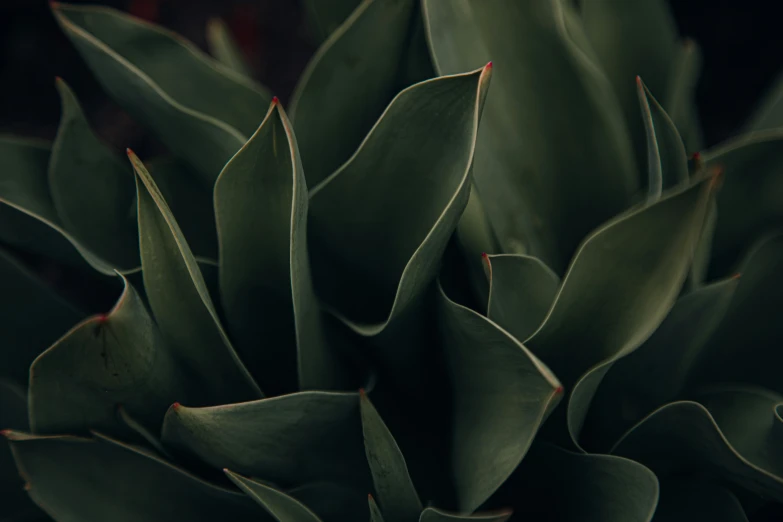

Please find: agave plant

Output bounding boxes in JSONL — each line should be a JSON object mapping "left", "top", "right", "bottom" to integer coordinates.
{"left": 1, "top": 0, "right": 783, "bottom": 521}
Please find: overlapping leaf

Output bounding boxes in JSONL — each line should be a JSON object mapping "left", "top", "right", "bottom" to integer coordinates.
{"left": 226, "top": 470, "right": 323, "bottom": 522}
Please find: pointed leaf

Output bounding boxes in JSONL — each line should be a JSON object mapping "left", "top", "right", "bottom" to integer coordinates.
{"left": 205, "top": 18, "right": 252, "bottom": 78}
{"left": 419, "top": 508, "right": 511, "bottom": 522}
{"left": 654, "top": 480, "right": 748, "bottom": 522}
{"left": 225, "top": 470, "right": 322, "bottom": 522}
{"left": 301, "top": 0, "right": 361, "bottom": 43}
{"left": 612, "top": 401, "right": 783, "bottom": 500}
{"left": 368, "top": 495, "right": 385, "bottom": 522}
{"left": 161, "top": 391, "right": 367, "bottom": 487}
{"left": 525, "top": 176, "right": 716, "bottom": 445}
{"left": 308, "top": 65, "right": 491, "bottom": 331}
{"left": 49, "top": 78, "right": 138, "bottom": 269}
{"left": 215, "top": 100, "right": 342, "bottom": 394}
{"left": 437, "top": 281, "right": 562, "bottom": 511}
{"left": 0, "top": 246, "right": 82, "bottom": 386}
{"left": 28, "top": 275, "right": 188, "bottom": 438}
{"left": 360, "top": 391, "right": 422, "bottom": 522}
{"left": 484, "top": 254, "right": 560, "bottom": 342}
{"left": 52, "top": 3, "right": 271, "bottom": 183}
{"left": 130, "top": 150, "right": 261, "bottom": 405}
{"left": 424, "top": 0, "right": 637, "bottom": 272}
{"left": 291, "top": 0, "right": 416, "bottom": 186}
{"left": 5, "top": 432, "right": 261, "bottom": 521}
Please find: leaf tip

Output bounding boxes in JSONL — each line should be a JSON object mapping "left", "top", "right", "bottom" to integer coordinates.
{"left": 635, "top": 75, "right": 642, "bottom": 87}
{"left": 171, "top": 402, "right": 181, "bottom": 411}
{"left": 732, "top": 273, "right": 742, "bottom": 280}
{"left": 271, "top": 96, "right": 280, "bottom": 105}
{"left": 555, "top": 386, "right": 564, "bottom": 395}
{"left": 485, "top": 61, "right": 493, "bottom": 70}
{"left": 708, "top": 164, "right": 724, "bottom": 191}
{"left": 0, "top": 429, "right": 10, "bottom": 438}
{"left": 96, "top": 313, "right": 108, "bottom": 323}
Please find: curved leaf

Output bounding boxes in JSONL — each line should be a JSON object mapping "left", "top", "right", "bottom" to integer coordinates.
{"left": 360, "top": 390, "right": 422, "bottom": 522}
{"left": 28, "top": 275, "right": 187, "bottom": 438}
{"left": 215, "top": 100, "right": 342, "bottom": 394}
{"left": 0, "top": 246, "right": 82, "bottom": 386}
{"left": 437, "top": 282, "right": 562, "bottom": 512}
{"left": 291, "top": 0, "right": 416, "bottom": 186}
{"left": 161, "top": 391, "right": 366, "bottom": 488}
{"left": 419, "top": 508, "right": 511, "bottom": 522}
{"left": 205, "top": 18, "right": 252, "bottom": 78}
{"left": 52, "top": 3, "right": 271, "bottom": 183}
{"left": 308, "top": 65, "right": 491, "bottom": 332}
{"left": 525, "top": 176, "right": 716, "bottom": 446}
{"left": 654, "top": 480, "right": 748, "bottom": 522}
{"left": 612, "top": 401, "right": 783, "bottom": 501}
{"left": 424, "top": 0, "right": 637, "bottom": 272}
{"left": 301, "top": 0, "right": 361, "bottom": 43}
{"left": 49, "top": 78, "right": 138, "bottom": 269}
{"left": 484, "top": 253, "right": 560, "bottom": 343}
{"left": 225, "top": 470, "right": 322, "bottom": 522}
{"left": 130, "top": 150, "right": 261, "bottom": 405}
{"left": 5, "top": 431, "right": 261, "bottom": 521}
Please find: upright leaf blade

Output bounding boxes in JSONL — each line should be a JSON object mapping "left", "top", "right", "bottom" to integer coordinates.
{"left": 130, "top": 150, "right": 261, "bottom": 405}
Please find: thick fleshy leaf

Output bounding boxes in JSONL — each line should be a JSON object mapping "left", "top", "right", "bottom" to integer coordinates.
{"left": 301, "top": 0, "right": 361, "bottom": 43}
{"left": 28, "top": 275, "right": 187, "bottom": 438}
{"left": 419, "top": 508, "right": 511, "bottom": 522}
{"left": 308, "top": 65, "right": 491, "bottom": 331}
{"left": 484, "top": 254, "right": 559, "bottom": 343}
{"left": 49, "top": 78, "right": 138, "bottom": 269}
{"left": 0, "top": 246, "right": 82, "bottom": 386}
{"left": 437, "top": 282, "right": 562, "bottom": 512}
{"left": 215, "top": 100, "right": 341, "bottom": 394}
{"left": 0, "top": 137, "right": 117, "bottom": 273}
{"left": 582, "top": 0, "right": 680, "bottom": 181}
{"left": 654, "top": 481, "right": 748, "bottom": 522}
{"left": 360, "top": 391, "right": 422, "bottom": 522}
{"left": 612, "top": 401, "right": 783, "bottom": 500}
{"left": 130, "top": 149, "right": 261, "bottom": 405}
{"left": 424, "top": 0, "right": 637, "bottom": 272}
{"left": 52, "top": 3, "right": 271, "bottom": 183}
{"left": 510, "top": 444, "right": 658, "bottom": 522}
{"left": 291, "top": 0, "right": 416, "bottom": 187}
{"left": 162, "top": 391, "right": 367, "bottom": 488}
{"left": 702, "top": 132, "right": 783, "bottom": 275}
{"left": 5, "top": 432, "right": 261, "bottom": 521}
{"left": 525, "top": 176, "right": 716, "bottom": 445}
{"left": 206, "top": 18, "right": 252, "bottom": 78}
{"left": 226, "top": 470, "right": 322, "bottom": 522}
{"left": 582, "top": 276, "right": 739, "bottom": 451}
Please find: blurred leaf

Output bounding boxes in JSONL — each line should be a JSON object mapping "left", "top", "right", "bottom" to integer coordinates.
{"left": 226, "top": 470, "right": 322, "bottom": 522}
{"left": 289, "top": 482, "right": 367, "bottom": 522}
{"left": 653, "top": 480, "right": 748, "bottom": 522}
{"left": 52, "top": 3, "right": 272, "bottom": 184}
{"left": 360, "top": 391, "right": 422, "bottom": 522}
{"left": 49, "top": 78, "right": 138, "bottom": 270}
{"left": 162, "top": 391, "right": 367, "bottom": 488}
{"left": 666, "top": 40, "right": 703, "bottom": 154}
{"left": 130, "top": 150, "right": 262, "bottom": 405}
{"left": 215, "top": 101, "right": 343, "bottom": 394}
{"left": 291, "top": 0, "right": 416, "bottom": 187}
{"left": 437, "top": 282, "right": 562, "bottom": 512}
{"left": 746, "top": 69, "right": 783, "bottom": 131}
{"left": 301, "top": 0, "right": 361, "bottom": 43}
{"left": 5, "top": 432, "right": 261, "bottom": 521}
{"left": 29, "top": 276, "right": 187, "bottom": 439}
{"left": 206, "top": 18, "right": 252, "bottom": 78}
{"left": 424, "top": 0, "right": 637, "bottom": 272}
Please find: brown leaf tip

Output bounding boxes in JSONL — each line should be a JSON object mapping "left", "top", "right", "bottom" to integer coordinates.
{"left": 23, "top": 482, "right": 32, "bottom": 491}
{"left": 635, "top": 75, "right": 642, "bottom": 87}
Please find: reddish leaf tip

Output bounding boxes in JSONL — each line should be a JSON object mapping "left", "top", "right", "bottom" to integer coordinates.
{"left": 635, "top": 75, "right": 643, "bottom": 87}
{"left": 172, "top": 402, "right": 181, "bottom": 410}
{"left": 271, "top": 96, "right": 279, "bottom": 105}
{"left": 96, "top": 314, "right": 108, "bottom": 323}
{"left": 0, "top": 429, "right": 10, "bottom": 438}
{"left": 732, "top": 273, "right": 742, "bottom": 280}
{"left": 126, "top": 148, "right": 135, "bottom": 157}
{"left": 485, "top": 61, "right": 493, "bottom": 69}
{"left": 368, "top": 493, "right": 374, "bottom": 500}
{"left": 555, "top": 386, "right": 564, "bottom": 394}
{"left": 691, "top": 152, "right": 701, "bottom": 160}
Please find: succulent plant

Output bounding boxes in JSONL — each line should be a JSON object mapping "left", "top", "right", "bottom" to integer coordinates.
{"left": 2, "top": 1, "right": 783, "bottom": 521}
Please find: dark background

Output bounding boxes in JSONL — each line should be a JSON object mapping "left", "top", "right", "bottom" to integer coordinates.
{"left": 1, "top": 0, "right": 781, "bottom": 153}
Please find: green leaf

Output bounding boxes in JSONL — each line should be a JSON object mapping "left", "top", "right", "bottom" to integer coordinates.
{"left": 291, "top": 0, "right": 417, "bottom": 187}
{"left": 28, "top": 275, "right": 187, "bottom": 439}
{"left": 161, "top": 391, "right": 367, "bottom": 488}
{"left": 423, "top": 0, "right": 637, "bottom": 272}
{"left": 0, "top": 246, "right": 82, "bottom": 386}
{"left": 205, "top": 18, "right": 252, "bottom": 78}
{"left": 511, "top": 444, "right": 658, "bottom": 522}
{"left": 654, "top": 480, "right": 748, "bottom": 522}
{"left": 612, "top": 401, "right": 783, "bottom": 501}
{"left": 215, "top": 100, "right": 342, "bottom": 394}
{"left": 225, "top": 470, "right": 323, "bottom": 522}
{"left": 581, "top": 0, "right": 680, "bottom": 182}
{"left": 5, "top": 431, "right": 261, "bottom": 521}
{"left": 702, "top": 132, "right": 783, "bottom": 275}
{"left": 665, "top": 40, "right": 703, "bottom": 154}
{"left": 52, "top": 3, "right": 272, "bottom": 184}
{"left": 524, "top": 176, "right": 716, "bottom": 447}
{"left": 437, "top": 282, "right": 562, "bottom": 512}
{"left": 301, "top": 0, "right": 361, "bottom": 43}
{"left": 308, "top": 65, "right": 491, "bottom": 331}
{"left": 130, "top": 149, "right": 261, "bottom": 405}
{"left": 419, "top": 508, "right": 511, "bottom": 522}
{"left": 0, "top": 136, "right": 118, "bottom": 273}
{"left": 368, "top": 495, "right": 385, "bottom": 522}
{"left": 484, "top": 254, "right": 560, "bottom": 343}
{"left": 360, "top": 390, "right": 422, "bottom": 522}
{"left": 582, "top": 276, "right": 739, "bottom": 451}
{"left": 49, "top": 78, "right": 138, "bottom": 270}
